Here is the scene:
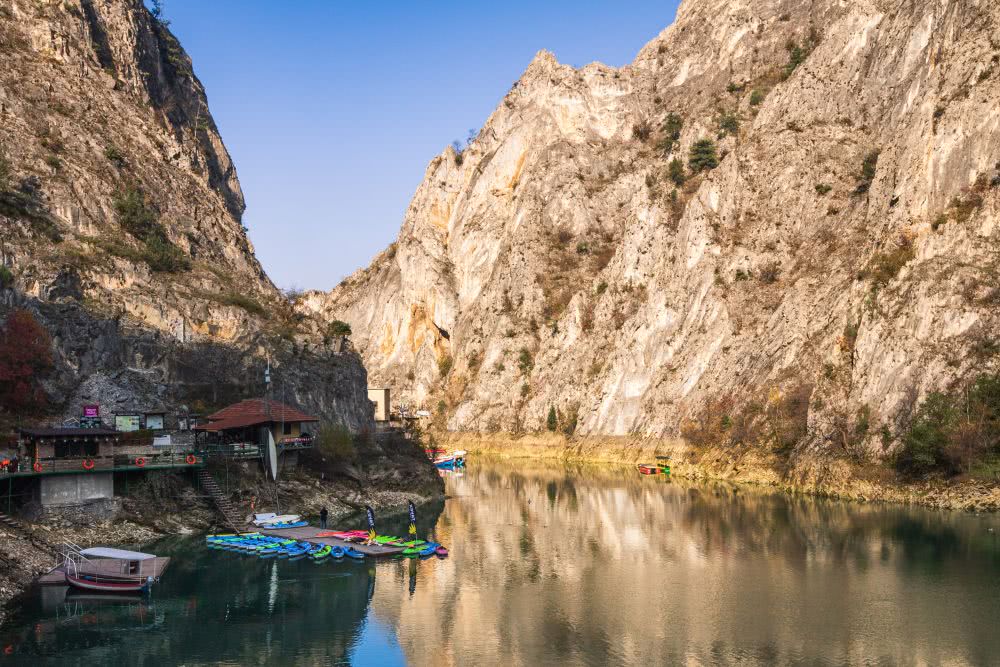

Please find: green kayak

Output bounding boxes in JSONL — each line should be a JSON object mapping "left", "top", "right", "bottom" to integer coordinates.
{"left": 312, "top": 545, "right": 332, "bottom": 560}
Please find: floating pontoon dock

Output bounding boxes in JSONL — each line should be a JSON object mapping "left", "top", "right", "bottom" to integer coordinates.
{"left": 257, "top": 526, "right": 405, "bottom": 557}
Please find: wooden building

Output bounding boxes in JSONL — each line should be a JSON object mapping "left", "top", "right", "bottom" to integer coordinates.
{"left": 195, "top": 399, "right": 319, "bottom": 460}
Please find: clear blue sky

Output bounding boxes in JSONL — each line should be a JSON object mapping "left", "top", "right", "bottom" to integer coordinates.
{"left": 163, "top": 1, "right": 681, "bottom": 291}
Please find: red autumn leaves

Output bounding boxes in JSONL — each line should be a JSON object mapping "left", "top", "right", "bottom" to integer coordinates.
{"left": 0, "top": 309, "right": 53, "bottom": 416}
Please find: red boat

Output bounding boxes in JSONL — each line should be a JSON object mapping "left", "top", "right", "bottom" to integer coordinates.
{"left": 65, "top": 572, "right": 152, "bottom": 593}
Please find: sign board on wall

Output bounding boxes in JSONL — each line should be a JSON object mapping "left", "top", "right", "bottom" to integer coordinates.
{"left": 145, "top": 414, "right": 165, "bottom": 430}
{"left": 115, "top": 415, "right": 141, "bottom": 432}
{"left": 83, "top": 405, "right": 100, "bottom": 418}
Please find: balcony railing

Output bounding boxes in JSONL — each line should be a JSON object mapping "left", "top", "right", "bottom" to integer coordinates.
{"left": 0, "top": 450, "right": 205, "bottom": 479}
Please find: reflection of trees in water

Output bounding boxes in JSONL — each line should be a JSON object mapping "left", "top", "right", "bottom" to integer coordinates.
{"left": 373, "top": 460, "right": 1000, "bottom": 667}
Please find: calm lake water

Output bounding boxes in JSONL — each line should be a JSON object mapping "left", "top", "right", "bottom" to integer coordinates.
{"left": 4, "top": 461, "right": 1000, "bottom": 665}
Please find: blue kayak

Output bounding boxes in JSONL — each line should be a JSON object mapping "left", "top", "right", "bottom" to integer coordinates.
{"left": 344, "top": 547, "right": 365, "bottom": 560}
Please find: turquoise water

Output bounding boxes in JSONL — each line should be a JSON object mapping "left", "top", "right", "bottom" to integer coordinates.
{"left": 3, "top": 462, "right": 1000, "bottom": 665}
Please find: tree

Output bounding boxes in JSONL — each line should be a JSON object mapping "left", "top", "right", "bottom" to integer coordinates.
{"left": 329, "top": 320, "right": 352, "bottom": 337}
{"left": 668, "top": 158, "right": 686, "bottom": 186}
{"left": 546, "top": 406, "right": 557, "bottom": 432}
{"left": 0, "top": 309, "right": 53, "bottom": 416}
{"left": 688, "top": 138, "right": 719, "bottom": 173}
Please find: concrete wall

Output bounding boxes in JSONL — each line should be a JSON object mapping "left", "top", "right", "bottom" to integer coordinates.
{"left": 368, "top": 388, "right": 390, "bottom": 421}
{"left": 38, "top": 472, "right": 114, "bottom": 507}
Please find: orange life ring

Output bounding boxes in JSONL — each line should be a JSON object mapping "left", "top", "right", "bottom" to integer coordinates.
{"left": 185, "top": 454, "right": 196, "bottom": 465}
{"left": 33, "top": 462, "right": 42, "bottom": 473}
{"left": 82, "top": 459, "right": 95, "bottom": 470}
{"left": 135, "top": 457, "right": 146, "bottom": 468}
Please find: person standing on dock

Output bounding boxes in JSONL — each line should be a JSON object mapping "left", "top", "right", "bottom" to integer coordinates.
{"left": 320, "top": 507, "right": 328, "bottom": 529}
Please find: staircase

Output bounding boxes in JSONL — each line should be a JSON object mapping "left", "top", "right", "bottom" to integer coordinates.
{"left": 196, "top": 470, "right": 245, "bottom": 531}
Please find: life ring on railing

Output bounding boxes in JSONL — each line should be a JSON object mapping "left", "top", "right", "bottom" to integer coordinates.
{"left": 135, "top": 457, "right": 146, "bottom": 468}
{"left": 185, "top": 454, "right": 196, "bottom": 465}
{"left": 82, "top": 459, "right": 95, "bottom": 470}
{"left": 33, "top": 462, "right": 42, "bottom": 473}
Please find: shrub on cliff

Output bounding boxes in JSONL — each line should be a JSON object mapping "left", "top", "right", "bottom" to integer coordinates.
{"left": 897, "top": 375, "right": 1000, "bottom": 477}
{"left": 438, "top": 354, "right": 453, "bottom": 378}
{"left": 0, "top": 146, "right": 10, "bottom": 191}
{"left": 518, "top": 348, "right": 534, "bottom": 374}
{"left": 0, "top": 265, "right": 12, "bottom": 289}
{"left": 329, "top": 320, "right": 352, "bottom": 337}
{"left": 632, "top": 120, "right": 652, "bottom": 143}
{"left": 689, "top": 139, "right": 719, "bottom": 173}
{"left": 855, "top": 151, "right": 880, "bottom": 194}
{"left": 113, "top": 186, "right": 190, "bottom": 273}
{"left": 315, "top": 423, "right": 357, "bottom": 462}
{"left": 668, "top": 158, "right": 686, "bottom": 186}
{"left": 546, "top": 406, "right": 557, "bottom": 432}
{"left": 0, "top": 309, "right": 53, "bottom": 416}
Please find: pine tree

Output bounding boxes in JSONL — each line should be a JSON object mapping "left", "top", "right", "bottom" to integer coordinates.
{"left": 688, "top": 138, "right": 719, "bottom": 173}
{"left": 546, "top": 406, "right": 557, "bottom": 432}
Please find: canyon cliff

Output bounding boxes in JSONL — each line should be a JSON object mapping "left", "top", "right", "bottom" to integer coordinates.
{"left": 0, "top": 0, "right": 372, "bottom": 430}
{"left": 305, "top": 0, "right": 1000, "bottom": 456}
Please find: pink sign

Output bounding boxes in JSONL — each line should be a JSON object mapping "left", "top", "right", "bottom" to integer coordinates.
{"left": 83, "top": 405, "right": 100, "bottom": 418}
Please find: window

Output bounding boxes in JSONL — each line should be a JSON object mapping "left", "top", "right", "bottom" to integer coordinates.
{"left": 282, "top": 422, "right": 292, "bottom": 436}
{"left": 54, "top": 441, "right": 99, "bottom": 458}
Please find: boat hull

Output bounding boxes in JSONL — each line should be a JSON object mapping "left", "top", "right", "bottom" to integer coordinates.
{"left": 66, "top": 573, "right": 150, "bottom": 593}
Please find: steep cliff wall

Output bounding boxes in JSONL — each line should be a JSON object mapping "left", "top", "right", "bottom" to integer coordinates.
{"left": 0, "top": 0, "right": 372, "bottom": 430}
{"left": 306, "top": 0, "right": 1000, "bottom": 454}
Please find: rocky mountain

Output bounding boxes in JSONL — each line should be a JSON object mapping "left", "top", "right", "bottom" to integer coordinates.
{"left": 304, "top": 0, "right": 1000, "bottom": 454}
{"left": 0, "top": 0, "right": 371, "bottom": 429}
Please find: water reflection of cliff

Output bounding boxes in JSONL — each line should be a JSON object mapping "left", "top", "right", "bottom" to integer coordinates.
{"left": 373, "top": 461, "right": 1000, "bottom": 666}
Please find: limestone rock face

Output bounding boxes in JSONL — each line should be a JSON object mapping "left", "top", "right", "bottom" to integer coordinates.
{"left": 0, "top": 0, "right": 371, "bottom": 429}
{"left": 307, "top": 0, "right": 1000, "bottom": 451}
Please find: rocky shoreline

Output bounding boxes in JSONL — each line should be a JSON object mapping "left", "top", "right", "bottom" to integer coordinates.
{"left": 440, "top": 432, "right": 1000, "bottom": 513}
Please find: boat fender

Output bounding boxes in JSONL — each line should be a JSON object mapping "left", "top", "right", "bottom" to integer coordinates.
{"left": 82, "top": 459, "right": 95, "bottom": 470}
{"left": 135, "top": 457, "right": 146, "bottom": 468}
{"left": 33, "top": 462, "right": 42, "bottom": 473}
{"left": 186, "top": 454, "right": 197, "bottom": 465}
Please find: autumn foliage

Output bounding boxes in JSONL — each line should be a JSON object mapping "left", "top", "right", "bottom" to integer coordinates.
{"left": 0, "top": 309, "right": 53, "bottom": 416}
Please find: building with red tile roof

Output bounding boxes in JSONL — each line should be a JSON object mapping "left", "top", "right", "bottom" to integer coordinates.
{"left": 196, "top": 399, "right": 318, "bottom": 450}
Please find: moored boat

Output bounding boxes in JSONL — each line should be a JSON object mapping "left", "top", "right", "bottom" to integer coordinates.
{"left": 62, "top": 547, "right": 159, "bottom": 594}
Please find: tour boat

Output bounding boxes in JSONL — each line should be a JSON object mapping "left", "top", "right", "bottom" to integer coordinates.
{"left": 63, "top": 547, "right": 158, "bottom": 594}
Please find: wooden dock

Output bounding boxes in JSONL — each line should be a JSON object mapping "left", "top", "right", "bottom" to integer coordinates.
{"left": 257, "top": 526, "right": 404, "bottom": 556}
{"left": 38, "top": 557, "right": 172, "bottom": 585}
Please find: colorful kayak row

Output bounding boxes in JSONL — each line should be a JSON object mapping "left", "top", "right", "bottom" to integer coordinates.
{"left": 316, "top": 529, "right": 449, "bottom": 557}
{"left": 205, "top": 531, "right": 450, "bottom": 559}
{"left": 205, "top": 534, "right": 365, "bottom": 561}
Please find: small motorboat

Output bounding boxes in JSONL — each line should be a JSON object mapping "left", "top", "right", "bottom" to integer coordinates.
{"left": 638, "top": 462, "right": 670, "bottom": 475}
{"left": 434, "top": 450, "right": 467, "bottom": 469}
